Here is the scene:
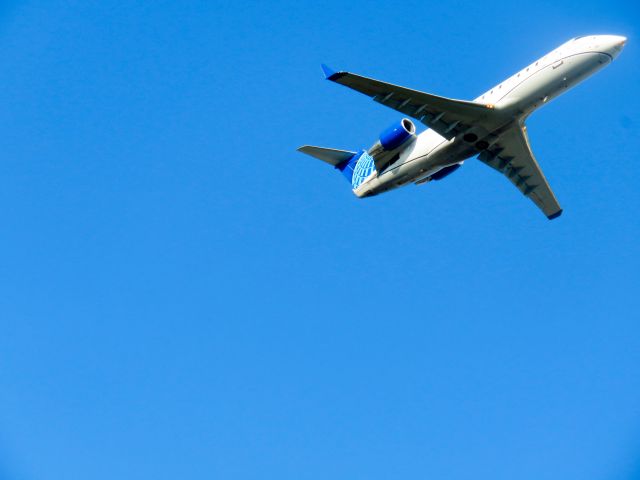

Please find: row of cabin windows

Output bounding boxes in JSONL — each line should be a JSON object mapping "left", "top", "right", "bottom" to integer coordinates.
{"left": 480, "top": 56, "right": 552, "bottom": 100}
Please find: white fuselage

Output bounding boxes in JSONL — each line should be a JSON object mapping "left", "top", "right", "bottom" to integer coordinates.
{"left": 354, "top": 35, "right": 626, "bottom": 197}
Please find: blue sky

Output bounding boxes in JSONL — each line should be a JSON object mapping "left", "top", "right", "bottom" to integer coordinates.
{"left": 0, "top": 1, "right": 638, "bottom": 479}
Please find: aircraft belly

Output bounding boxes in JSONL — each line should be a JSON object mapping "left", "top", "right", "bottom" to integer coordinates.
{"left": 355, "top": 138, "right": 473, "bottom": 197}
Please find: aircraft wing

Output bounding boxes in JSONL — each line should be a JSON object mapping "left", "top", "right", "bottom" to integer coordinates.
{"left": 322, "top": 65, "right": 497, "bottom": 140}
{"left": 478, "top": 123, "right": 563, "bottom": 220}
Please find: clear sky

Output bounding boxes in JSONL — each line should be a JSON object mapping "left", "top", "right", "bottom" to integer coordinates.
{"left": 0, "top": 1, "right": 638, "bottom": 479}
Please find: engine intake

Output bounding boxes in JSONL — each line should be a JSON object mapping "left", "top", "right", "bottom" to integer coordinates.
{"left": 379, "top": 118, "right": 416, "bottom": 150}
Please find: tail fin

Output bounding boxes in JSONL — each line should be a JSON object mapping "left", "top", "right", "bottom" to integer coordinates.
{"left": 298, "top": 145, "right": 376, "bottom": 189}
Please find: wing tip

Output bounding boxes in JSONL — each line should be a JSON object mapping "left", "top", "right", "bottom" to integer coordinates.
{"left": 320, "top": 64, "right": 344, "bottom": 81}
{"left": 547, "top": 209, "right": 563, "bottom": 220}
{"left": 320, "top": 63, "right": 335, "bottom": 78}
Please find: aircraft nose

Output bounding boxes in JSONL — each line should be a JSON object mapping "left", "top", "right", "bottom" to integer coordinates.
{"left": 613, "top": 35, "right": 627, "bottom": 46}
{"left": 604, "top": 35, "right": 627, "bottom": 58}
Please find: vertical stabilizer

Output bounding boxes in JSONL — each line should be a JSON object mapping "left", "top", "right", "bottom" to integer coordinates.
{"left": 297, "top": 146, "right": 376, "bottom": 189}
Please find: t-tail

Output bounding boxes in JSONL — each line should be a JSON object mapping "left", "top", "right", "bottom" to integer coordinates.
{"left": 297, "top": 117, "right": 417, "bottom": 191}
{"left": 297, "top": 146, "right": 376, "bottom": 190}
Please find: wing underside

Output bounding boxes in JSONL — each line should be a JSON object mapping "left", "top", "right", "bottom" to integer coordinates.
{"left": 323, "top": 67, "right": 498, "bottom": 140}
{"left": 478, "top": 123, "right": 562, "bottom": 219}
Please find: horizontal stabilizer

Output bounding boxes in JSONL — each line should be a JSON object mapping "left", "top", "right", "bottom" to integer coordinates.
{"left": 297, "top": 145, "right": 356, "bottom": 166}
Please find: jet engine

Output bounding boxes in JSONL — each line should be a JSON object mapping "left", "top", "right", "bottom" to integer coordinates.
{"left": 379, "top": 118, "right": 416, "bottom": 150}
{"left": 367, "top": 118, "right": 417, "bottom": 171}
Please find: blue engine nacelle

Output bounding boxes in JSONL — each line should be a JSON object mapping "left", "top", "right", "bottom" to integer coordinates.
{"left": 379, "top": 118, "right": 416, "bottom": 150}
{"left": 431, "top": 163, "right": 462, "bottom": 181}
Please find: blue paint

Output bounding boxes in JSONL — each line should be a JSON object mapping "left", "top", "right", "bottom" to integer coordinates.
{"left": 350, "top": 151, "right": 376, "bottom": 189}
{"left": 431, "top": 163, "right": 461, "bottom": 181}
{"left": 336, "top": 150, "right": 376, "bottom": 189}
{"left": 320, "top": 63, "right": 336, "bottom": 79}
{"left": 336, "top": 151, "right": 359, "bottom": 183}
{"left": 379, "top": 119, "right": 413, "bottom": 150}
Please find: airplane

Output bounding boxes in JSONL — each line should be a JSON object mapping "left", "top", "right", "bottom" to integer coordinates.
{"left": 298, "top": 35, "right": 627, "bottom": 220}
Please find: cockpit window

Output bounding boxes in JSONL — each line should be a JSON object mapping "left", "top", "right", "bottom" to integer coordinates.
{"left": 573, "top": 36, "right": 587, "bottom": 40}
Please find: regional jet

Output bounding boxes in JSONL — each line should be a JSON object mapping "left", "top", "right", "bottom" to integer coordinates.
{"left": 298, "top": 35, "right": 626, "bottom": 219}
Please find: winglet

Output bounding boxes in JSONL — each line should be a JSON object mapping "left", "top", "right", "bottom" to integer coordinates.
{"left": 320, "top": 63, "right": 337, "bottom": 79}
{"left": 547, "top": 209, "right": 563, "bottom": 220}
